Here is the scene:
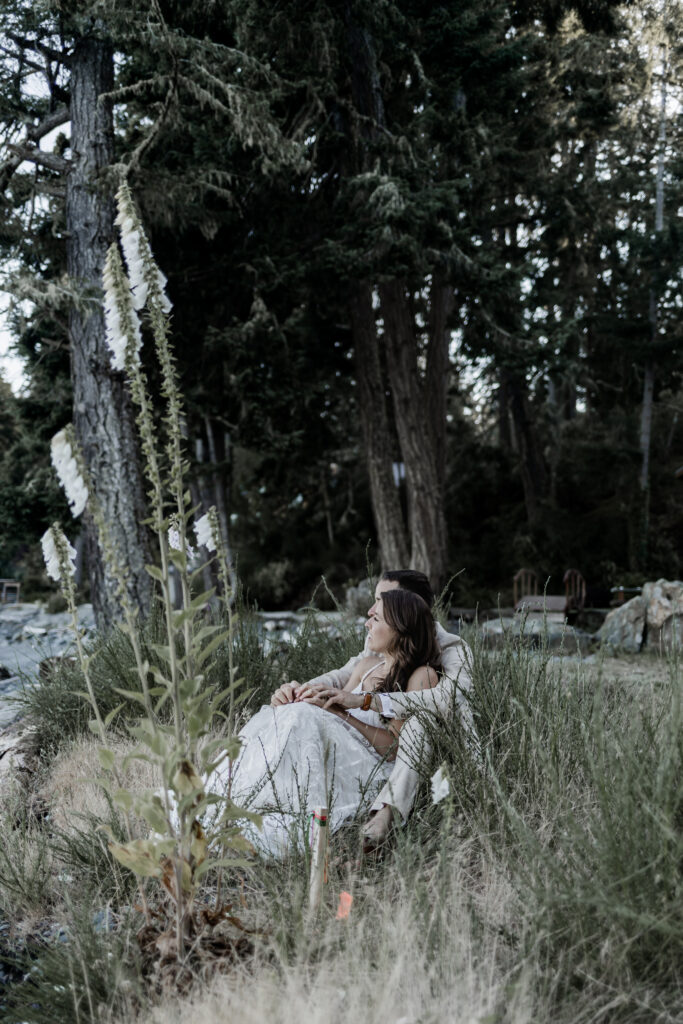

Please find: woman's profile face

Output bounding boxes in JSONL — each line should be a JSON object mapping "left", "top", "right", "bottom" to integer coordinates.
{"left": 367, "top": 604, "right": 397, "bottom": 654}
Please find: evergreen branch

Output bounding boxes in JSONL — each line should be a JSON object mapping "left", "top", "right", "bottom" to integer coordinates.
{"left": 123, "top": 2, "right": 179, "bottom": 174}
{"left": 124, "top": 78, "right": 178, "bottom": 173}
{"left": 6, "top": 32, "right": 71, "bottom": 67}
{"left": 0, "top": 43, "right": 43, "bottom": 73}
{"left": 101, "top": 75, "right": 172, "bottom": 104}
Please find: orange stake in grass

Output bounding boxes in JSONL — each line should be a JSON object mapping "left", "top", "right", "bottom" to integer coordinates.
{"left": 335, "top": 891, "right": 353, "bottom": 920}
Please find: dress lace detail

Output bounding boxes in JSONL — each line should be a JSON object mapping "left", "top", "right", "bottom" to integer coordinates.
{"left": 205, "top": 672, "right": 391, "bottom": 859}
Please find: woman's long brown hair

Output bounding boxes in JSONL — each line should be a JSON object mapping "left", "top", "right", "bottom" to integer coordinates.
{"left": 375, "top": 589, "right": 442, "bottom": 693}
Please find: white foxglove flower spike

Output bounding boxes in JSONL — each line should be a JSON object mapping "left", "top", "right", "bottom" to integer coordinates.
{"left": 115, "top": 184, "right": 172, "bottom": 314}
{"left": 51, "top": 428, "right": 88, "bottom": 518}
{"left": 103, "top": 245, "right": 143, "bottom": 371}
{"left": 194, "top": 513, "right": 217, "bottom": 552}
{"left": 430, "top": 765, "right": 450, "bottom": 805}
{"left": 41, "top": 524, "right": 77, "bottom": 582}
{"left": 168, "top": 522, "right": 196, "bottom": 561}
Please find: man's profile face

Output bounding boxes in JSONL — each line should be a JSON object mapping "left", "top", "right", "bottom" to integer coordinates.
{"left": 367, "top": 578, "right": 400, "bottom": 624}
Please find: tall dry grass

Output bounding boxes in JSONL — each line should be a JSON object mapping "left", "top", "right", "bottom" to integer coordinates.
{"left": 139, "top": 841, "right": 540, "bottom": 1024}
{"left": 2, "top": 618, "right": 681, "bottom": 1024}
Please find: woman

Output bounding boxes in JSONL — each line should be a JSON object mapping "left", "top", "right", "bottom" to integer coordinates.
{"left": 209, "top": 589, "right": 441, "bottom": 858}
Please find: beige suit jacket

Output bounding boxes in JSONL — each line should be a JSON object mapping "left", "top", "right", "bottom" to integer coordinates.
{"left": 306, "top": 621, "right": 472, "bottom": 721}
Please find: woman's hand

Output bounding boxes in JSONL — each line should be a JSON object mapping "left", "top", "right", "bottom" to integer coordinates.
{"left": 270, "top": 681, "right": 329, "bottom": 706}
{"left": 270, "top": 681, "right": 301, "bottom": 706}
{"left": 300, "top": 687, "right": 366, "bottom": 712}
{"left": 292, "top": 682, "right": 324, "bottom": 703}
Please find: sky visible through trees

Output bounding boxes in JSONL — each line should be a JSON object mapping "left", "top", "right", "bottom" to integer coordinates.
{"left": 0, "top": 0, "right": 681, "bottom": 612}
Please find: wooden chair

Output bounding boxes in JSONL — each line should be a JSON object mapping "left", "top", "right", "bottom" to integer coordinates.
{"left": 0, "top": 579, "right": 21, "bottom": 604}
{"left": 513, "top": 568, "right": 539, "bottom": 610}
{"left": 563, "top": 569, "right": 586, "bottom": 614}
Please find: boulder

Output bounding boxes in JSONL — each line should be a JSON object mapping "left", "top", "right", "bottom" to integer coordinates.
{"left": 642, "top": 579, "right": 683, "bottom": 651}
{"left": 0, "top": 722, "right": 38, "bottom": 796}
{"left": 0, "top": 603, "right": 40, "bottom": 625}
{"left": 597, "top": 596, "right": 646, "bottom": 653}
{"left": 345, "top": 578, "right": 373, "bottom": 617}
{"left": 597, "top": 579, "right": 683, "bottom": 652}
{"left": 481, "top": 616, "right": 593, "bottom": 655}
{"left": 23, "top": 625, "right": 47, "bottom": 638}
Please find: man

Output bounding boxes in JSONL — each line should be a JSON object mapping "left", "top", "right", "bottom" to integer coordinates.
{"left": 270, "top": 569, "right": 473, "bottom": 850}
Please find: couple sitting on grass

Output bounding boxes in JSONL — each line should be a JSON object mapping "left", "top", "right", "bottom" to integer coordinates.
{"left": 208, "top": 570, "right": 472, "bottom": 859}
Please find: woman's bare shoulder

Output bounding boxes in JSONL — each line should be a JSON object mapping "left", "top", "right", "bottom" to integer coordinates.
{"left": 347, "top": 655, "right": 383, "bottom": 688}
{"left": 406, "top": 665, "right": 439, "bottom": 691}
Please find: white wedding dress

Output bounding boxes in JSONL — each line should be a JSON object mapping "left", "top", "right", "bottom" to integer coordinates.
{"left": 206, "top": 670, "right": 392, "bottom": 859}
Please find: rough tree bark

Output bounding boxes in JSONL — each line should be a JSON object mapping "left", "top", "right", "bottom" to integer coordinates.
{"left": 190, "top": 417, "right": 237, "bottom": 596}
{"left": 637, "top": 43, "right": 668, "bottom": 569}
{"left": 349, "top": 284, "right": 409, "bottom": 569}
{"left": 67, "top": 31, "right": 152, "bottom": 627}
{"left": 379, "top": 279, "right": 449, "bottom": 586}
{"left": 426, "top": 275, "right": 455, "bottom": 484}
{"left": 345, "top": 11, "right": 450, "bottom": 585}
{"left": 504, "top": 369, "right": 550, "bottom": 525}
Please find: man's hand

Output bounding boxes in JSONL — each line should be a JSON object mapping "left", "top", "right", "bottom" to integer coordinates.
{"left": 270, "top": 681, "right": 301, "bottom": 706}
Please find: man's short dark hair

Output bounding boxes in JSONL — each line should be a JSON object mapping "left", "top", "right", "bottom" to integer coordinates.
{"left": 381, "top": 569, "right": 434, "bottom": 608}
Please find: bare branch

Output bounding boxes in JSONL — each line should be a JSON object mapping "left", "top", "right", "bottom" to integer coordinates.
{"left": 35, "top": 180, "right": 66, "bottom": 198}
{"left": 6, "top": 32, "right": 70, "bottom": 67}
{"left": 6, "top": 143, "right": 69, "bottom": 174}
{"left": 26, "top": 105, "right": 70, "bottom": 141}
{"left": 0, "top": 107, "right": 70, "bottom": 191}
{"left": 0, "top": 43, "right": 43, "bottom": 72}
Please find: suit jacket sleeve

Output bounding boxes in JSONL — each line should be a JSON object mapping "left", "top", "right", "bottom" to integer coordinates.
{"left": 305, "top": 653, "right": 365, "bottom": 690}
{"left": 382, "top": 622, "right": 473, "bottom": 719}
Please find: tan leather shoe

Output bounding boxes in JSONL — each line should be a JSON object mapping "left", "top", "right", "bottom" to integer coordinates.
{"left": 361, "top": 804, "right": 394, "bottom": 856}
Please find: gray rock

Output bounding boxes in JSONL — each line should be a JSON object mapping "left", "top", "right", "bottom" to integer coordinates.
{"left": 23, "top": 625, "right": 47, "bottom": 637}
{"left": 641, "top": 579, "right": 683, "bottom": 651}
{"left": 597, "top": 580, "right": 683, "bottom": 653}
{"left": 0, "top": 723, "right": 37, "bottom": 794}
{"left": 0, "top": 603, "right": 40, "bottom": 624}
{"left": 597, "top": 596, "right": 646, "bottom": 653}
{"left": 481, "top": 616, "right": 593, "bottom": 654}
{"left": 345, "top": 578, "right": 373, "bottom": 617}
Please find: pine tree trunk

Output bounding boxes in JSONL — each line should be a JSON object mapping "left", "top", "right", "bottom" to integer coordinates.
{"left": 344, "top": 12, "right": 449, "bottom": 584}
{"left": 426, "top": 275, "right": 455, "bottom": 484}
{"left": 638, "top": 45, "right": 667, "bottom": 569}
{"left": 349, "top": 283, "right": 409, "bottom": 569}
{"left": 66, "top": 32, "right": 152, "bottom": 628}
{"left": 505, "top": 370, "right": 549, "bottom": 525}
{"left": 343, "top": 13, "right": 409, "bottom": 571}
{"left": 498, "top": 374, "right": 512, "bottom": 450}
{"left": 203, "top": 417, "right": 237, "bottom": 594}
{"left": 379, "top": 280, "right": 448, "bottom": 588}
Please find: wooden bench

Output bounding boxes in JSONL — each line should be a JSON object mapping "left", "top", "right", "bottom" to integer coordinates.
{"left": 513, "top": 568, "right": 586, "bottom": 620}
{"left": 0, "top": 579, "right": 21, "bottom": 604}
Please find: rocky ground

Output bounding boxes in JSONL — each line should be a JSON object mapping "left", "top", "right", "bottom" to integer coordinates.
{"left": 0, "top": 602, "right": 96, "bottom": 728}
{"left": 0, "top": 603, "right": 368, "bottom": 729}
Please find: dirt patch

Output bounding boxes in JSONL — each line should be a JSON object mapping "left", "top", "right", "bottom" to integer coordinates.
{"left": 587, "top": 651, "right": 673, "bottom": 687}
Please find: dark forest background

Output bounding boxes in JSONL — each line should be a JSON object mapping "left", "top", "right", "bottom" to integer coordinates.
{"left": 0, "top": 0, "right": 681, "bottom": 612}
